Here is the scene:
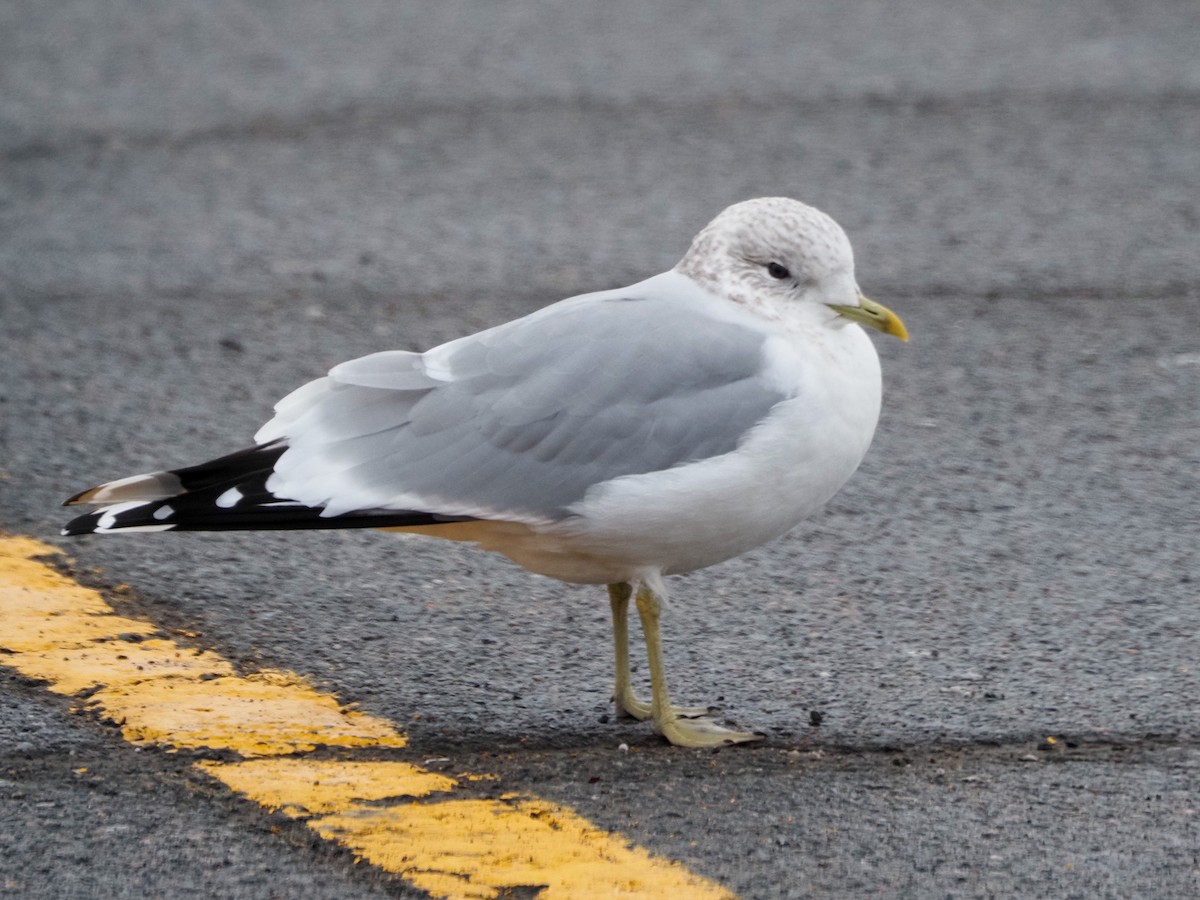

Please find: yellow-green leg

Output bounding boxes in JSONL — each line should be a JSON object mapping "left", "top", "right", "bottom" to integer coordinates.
{"left": 607, "top": 583, "right": 652, "bottom": 719}
{"left": 610, "top": 583, "right": 763, "bottom": 747}
{"left": 608, "top": 583, "right": 711, "bottom": 721}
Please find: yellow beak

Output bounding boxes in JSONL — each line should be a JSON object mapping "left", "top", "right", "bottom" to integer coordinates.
{"left": 828, "top": 295, "right": 909, "bottom": 342}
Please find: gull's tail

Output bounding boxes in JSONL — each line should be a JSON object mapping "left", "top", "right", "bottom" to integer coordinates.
{"left": 61, "top": 440, "right": 470, "bottom": 535}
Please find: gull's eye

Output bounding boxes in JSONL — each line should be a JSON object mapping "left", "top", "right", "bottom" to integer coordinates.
{"left": 766, "top": 261, "right": 791, "bottom": 280}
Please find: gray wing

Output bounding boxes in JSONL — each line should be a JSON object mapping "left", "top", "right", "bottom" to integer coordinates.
{"left": 257, "top": 287, "right": 787, "bottom": 522}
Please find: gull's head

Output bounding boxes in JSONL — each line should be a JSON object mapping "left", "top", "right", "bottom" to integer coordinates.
{"left": 675, "top": 197, "right": 907, "bottom": 340}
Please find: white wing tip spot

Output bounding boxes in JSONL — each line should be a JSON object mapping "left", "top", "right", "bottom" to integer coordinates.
{"left": 216, "top": 487, "right": 243, "bottom": 509}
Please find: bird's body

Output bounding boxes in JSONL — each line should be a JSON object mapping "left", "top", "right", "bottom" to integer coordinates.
{"left": 353, "top": 269, "right": 881, "bottom": 586}
{"left": 63, "top": 197, "right": 907, "bottom": 746}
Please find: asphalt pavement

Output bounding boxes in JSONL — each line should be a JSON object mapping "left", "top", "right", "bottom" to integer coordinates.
{"left": 2, "top": 1, "right": 1199, "bottom": 897}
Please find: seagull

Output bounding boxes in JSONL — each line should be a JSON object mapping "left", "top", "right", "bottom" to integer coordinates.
{"left": 62, "top": 197, "right": 907, "bottom": 747}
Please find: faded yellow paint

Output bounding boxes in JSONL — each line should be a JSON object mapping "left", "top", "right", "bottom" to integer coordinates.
{"left": 9, "top": 639, "right": 235, "bottom": 695}
{"left": 311, "top": 796, "right": 734, "bottom": 899}
{"left": 0, "top": 539, "right": 157, "bottom": 651}
{"left": 91, "top": 670, "right": 408, "bottom": 756}
{"left": 0, "top": 536, "right": 404, "bottom": 756}
{"left": 1, "top": 535, "right": 737, "bottom": 900}
{"left": 199, "top": 758, "right": 457, "bottom": 814}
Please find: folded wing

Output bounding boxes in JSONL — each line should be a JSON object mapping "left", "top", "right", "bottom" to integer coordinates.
{"left": 64, "top": 275, "right": 790, "bottom": 535}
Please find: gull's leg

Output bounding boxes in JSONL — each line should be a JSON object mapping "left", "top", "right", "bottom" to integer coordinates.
{"left": 633, "top": 584, "right": 764, "bottom": 747}
{"left": 608, "top": 583, "right": 711, "bottom": 722}
{"left": 608, "top": 583, "right": 652, "bottom": 719}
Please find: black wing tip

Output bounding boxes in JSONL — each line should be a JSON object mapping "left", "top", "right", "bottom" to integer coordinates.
{"left": 61, "top": 510, "right": 102, "bottom": 536}
{"left": 61, "top": 441, "right": 288, "bottom": 510}
{"left": 59, "top": 504, "right": 176, "bottom": 536}
{"left": 60, "top": 495, "right": 481, "bottom": 535}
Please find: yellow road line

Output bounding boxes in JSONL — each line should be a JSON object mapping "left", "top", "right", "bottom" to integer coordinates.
{"left": 0, "top": 535, "right": 406, "bottom": 757}
{"left": 0, "top": 535, "right": 736, "bottom": 899}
